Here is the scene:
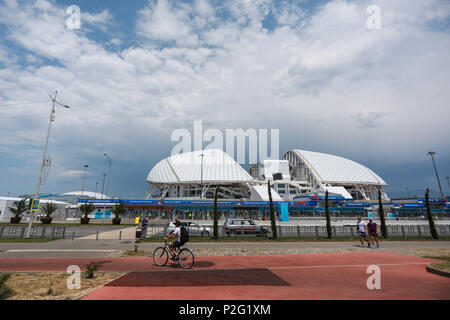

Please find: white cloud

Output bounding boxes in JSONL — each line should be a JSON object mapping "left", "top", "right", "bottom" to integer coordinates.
{"left": 0, "top": 0, "right": 449, "bottom": 195}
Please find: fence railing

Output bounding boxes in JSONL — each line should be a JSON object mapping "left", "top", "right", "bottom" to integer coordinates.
{"left": 1, "top": 224, "right": 450, "bottom": 239}
{"left": 0, "top": 225, "right": 66, "bottom": 239}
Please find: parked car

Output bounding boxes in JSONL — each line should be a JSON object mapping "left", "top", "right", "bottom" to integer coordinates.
{"left": 164, "top": 221, "right": 213, "bottom": 237}
{"left": 223, "top": 219, "right": 270, "bottom": 237}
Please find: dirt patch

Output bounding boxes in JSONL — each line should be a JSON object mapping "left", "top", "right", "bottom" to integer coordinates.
{"left": 5, "top": 272, "right": 123, "bottom": 300}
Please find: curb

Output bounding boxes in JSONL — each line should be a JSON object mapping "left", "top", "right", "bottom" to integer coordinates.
{"left": 426, "top": 264, "right": 450, "bottom": 278}
{"left": 73, "top": 272, "right": 128, "bottom": 300}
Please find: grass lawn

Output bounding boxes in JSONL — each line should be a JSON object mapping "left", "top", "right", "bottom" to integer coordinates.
{"left": 137, "top": 235, "right": 450, "bottom": 243}
{"left": 423, "top": 254, "right": 450, "bottom": 273}
{"left": 3, "top": 272, "right": 123, "bottom": 300}
{"left": 0, "top": 238, "right": 61, "bottom": 243}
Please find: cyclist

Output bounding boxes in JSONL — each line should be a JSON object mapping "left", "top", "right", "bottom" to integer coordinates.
{"left": 164, "top": 220, "right": 182, "bottom": 260}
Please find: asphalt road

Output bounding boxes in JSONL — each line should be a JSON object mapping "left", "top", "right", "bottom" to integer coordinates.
{"left": 0, "top": 239, "right": 449, "bottom": 258}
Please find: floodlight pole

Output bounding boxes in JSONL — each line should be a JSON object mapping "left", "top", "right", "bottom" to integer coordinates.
{"left": 200, "top": 153, "right": 205, "bottom": 199}
{"left": 427, "top": 151, "right": 444, "bottom": 198}
{"left": 26, "top": 91, "right": 70, "bottom": 238}
{"left": 81, "top": 164, "right": 88, "bottom": 196}
{"left": 104, "top": 153, "right": 112, "bottom": 199}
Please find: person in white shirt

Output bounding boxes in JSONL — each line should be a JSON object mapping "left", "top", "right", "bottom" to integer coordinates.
{"left": 164, "top": 220, "right": 182, "bottom": 260}
{"left": 356, "top": 216, "right": 371, "bottom": 248}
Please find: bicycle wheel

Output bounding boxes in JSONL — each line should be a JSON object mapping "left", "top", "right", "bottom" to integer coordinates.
{"left": 178, "top": 248, "right": 194, "bottom": 269}
{"left": 153, "top": 247, "right": 169, "bottom": 266}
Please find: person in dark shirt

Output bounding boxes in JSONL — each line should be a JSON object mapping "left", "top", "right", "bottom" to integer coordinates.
{"left": 367, "top": 219, "right": 379, "bottom": 248}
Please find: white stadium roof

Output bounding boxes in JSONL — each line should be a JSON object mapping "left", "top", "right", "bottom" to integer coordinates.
{"left": 147, "top": 149, "right": 254, "bottom": 184}
{"left": 290, "top": 149, "right": 386, "bottom": 185}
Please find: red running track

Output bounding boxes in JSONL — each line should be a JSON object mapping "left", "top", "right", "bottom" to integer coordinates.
{"left": 0, "top": 252, "right": 449, "bottom": 300}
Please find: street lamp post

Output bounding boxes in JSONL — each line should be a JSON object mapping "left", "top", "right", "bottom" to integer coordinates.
{"left": 446, "top": 177, "right": 450, "bottom": 190}
{"left": 100, "top": 173, "right": 107, "bottom": 225}
{"left": 81, "top": 164, "right": 88, "bottom": 196}
{"left": 104, "top": 153, "right": 112, "bottom": 199}
{"left": 101, "top": 173, "right": 107, "bottom": 200}
{"left": 95, "top": 182, "right": 99, "bottom": 197}
{"left": 405, "top": 187, "right": 410, "bottom": 198}
{"left": 199, "top": 153, "right": 205, "bottom": 199}
{"left": 427, "top": 151, "right": 444, "bottom": 198}
{"left": 26, "top": 91, "right": 70, "bottom": 238}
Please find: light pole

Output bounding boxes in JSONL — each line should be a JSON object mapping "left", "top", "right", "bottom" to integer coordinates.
{"left": 81, "top": 164, "right": 88, "bottom": 196}
{"left": 100, "top": 173, "right": 107, "bottom": 225}
{"left": 101, "top": 173, "right": 107, "bottom": 200}
{"left": 104, "top": 153, "right": 112, "bottom": 199}
{"left": 405, "top": 187, "right": 410, "bottom": 198}
{"left": 199, "top": 153, "right": 205, "bottom": 199}
{"left": 26, "top": 91, "right": 70, "bottom": 238}
{"left": 95, "top": 182, "right": 99, "bottom": 197}
{"left": 427, "top": 151, "right": 444, "bottom": 198}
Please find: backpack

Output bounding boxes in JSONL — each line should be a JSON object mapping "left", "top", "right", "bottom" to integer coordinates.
{"left": 180, "top": 226, "right": 189, "bottom": 245}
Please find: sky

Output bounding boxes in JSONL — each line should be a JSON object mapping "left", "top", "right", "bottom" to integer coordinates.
{"left": 0, "top": 0, "right": 449, "bottom": 198}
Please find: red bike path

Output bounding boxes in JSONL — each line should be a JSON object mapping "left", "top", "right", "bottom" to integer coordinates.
{"left": 0, "top": 252, "right": 449, "bottom": 300}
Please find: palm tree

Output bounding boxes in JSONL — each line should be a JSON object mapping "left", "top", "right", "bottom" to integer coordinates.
{"left": 79, "top": 203, "right": 95, "bottom": 224}
{"left": 325, "top": 190, "right": 332, "bottom": 239}
{"left": 378, "top": 189, "right": 388, "bottom": 239}
{"left": 425, "top": 188, "right": 439, "bottom": 239}
{"left": 268, "top": 181, "right": 278, "bottom": 239}
{"left": 213, "top": 187, "right": 219, "bottom": 240}
{"left": 41, "top": 202, "right": 58, "bottom": 224}
{"left": 111, "top": 202, "right": 125, "bottom": 225}
{"left": 8, "top": 199, "right": 29, "bottom": 223}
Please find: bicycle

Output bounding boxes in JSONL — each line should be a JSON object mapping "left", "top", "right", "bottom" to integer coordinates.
{"left": 152, "top": 239, "right": 195, "bottom": 269}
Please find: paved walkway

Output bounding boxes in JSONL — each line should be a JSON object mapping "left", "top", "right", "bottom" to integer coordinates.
{"left": 77, "top": 227, "right": 137, "bottom": 240}
{"left": 1, "top": 252, "right": 448, "bottom": 299}
{"left": 80, "top": 252, "right": 450, "bottom": 300}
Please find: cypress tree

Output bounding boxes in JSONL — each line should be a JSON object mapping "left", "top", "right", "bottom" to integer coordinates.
{"left": 213, "top": 187, "right": 219, "bottom": 240}
{"left": 425, "top": 188, "right": 439, "bottom": 239}
{"left": 268, "top": 181, "right": 278, "bottom": 239}
{"left": 378, "top": 189, "right": 388, "bottom": 239}
{"left": 325, "top": 190, "right": 332, "bottom": 239}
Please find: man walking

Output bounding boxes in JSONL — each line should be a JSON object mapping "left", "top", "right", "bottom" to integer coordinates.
{"left": 356, "top": 216, "right": 371, "bottom": 248}
{"left": 367, "top": 219, "right": 379, "bottom": 248}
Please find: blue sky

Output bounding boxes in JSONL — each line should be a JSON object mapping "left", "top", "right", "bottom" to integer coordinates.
{"left": 0, "top": 0, "right": 449, "bottom": 198}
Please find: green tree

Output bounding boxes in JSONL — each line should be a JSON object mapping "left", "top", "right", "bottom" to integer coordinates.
{"left": 268, "top": 181, "right": 277, "bottom": 239}
{"left": 111, "top": 202, "right": 126, "bottom": 219}
{"left": 79, "top": 203, "right": 96, "bottom": 219}
{"left": 378, "top": 189, "right": 388, "bottom": 239}
{"left": 425, "top": 188, "right": 439, "bottom": 239}
{"left": 213, "top": 187, "right": 219, "bottom": 240}
{"left": 41, "top": 202, "right": 58, "bottom": 218}
{"left": 8, "top": 198, "right": 29, "bottom": 219}
{"left": 325, "top": 190, "right": 332, "bottom": 239}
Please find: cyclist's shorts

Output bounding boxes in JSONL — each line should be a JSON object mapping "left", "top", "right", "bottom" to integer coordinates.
{"left": 172, "top": 240, "right": 182, "bottom": 248}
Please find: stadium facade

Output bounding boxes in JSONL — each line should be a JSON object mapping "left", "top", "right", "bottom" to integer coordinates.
{"left": 146, "top": 148, "right": 388, "bottom": 202}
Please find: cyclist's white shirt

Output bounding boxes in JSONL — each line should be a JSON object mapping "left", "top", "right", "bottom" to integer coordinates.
{"left": 173, "top": 227, "right": 181, "bottom": 240}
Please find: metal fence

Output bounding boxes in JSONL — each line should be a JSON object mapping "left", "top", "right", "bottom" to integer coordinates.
{"left": 144, "top": 223, "right": 450, "bottom": 238}
{"left": 1, "top": 223, "right": 450, "bottom": 239}
{"left": 0, "top": 225, "right": 66, "bottom": 238}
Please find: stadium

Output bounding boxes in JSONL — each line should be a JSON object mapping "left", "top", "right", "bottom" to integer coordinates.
{"left": 145, "top": 148, "right": 388, "bottom": 202}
